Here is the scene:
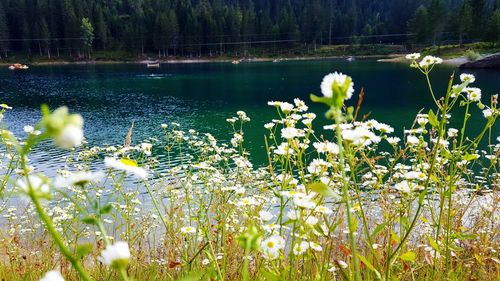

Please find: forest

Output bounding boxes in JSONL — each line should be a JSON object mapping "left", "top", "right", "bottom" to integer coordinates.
{"left": 0, "top": 0, "right": 499, "bottom": 58}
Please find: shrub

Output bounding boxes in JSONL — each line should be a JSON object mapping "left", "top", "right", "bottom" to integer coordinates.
{"left": 464, "top": 49, "right": 481, "bottom": 61}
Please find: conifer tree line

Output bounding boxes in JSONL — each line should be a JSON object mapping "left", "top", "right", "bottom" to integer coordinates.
{"left": 0, "top": 0, "right": 499, "bottom": 58}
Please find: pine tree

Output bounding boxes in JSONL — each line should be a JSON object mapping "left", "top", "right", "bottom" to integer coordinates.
{"left": 453, "top": 1, "right": 473, "bottom": 45}
{"left": 487, "top": 9, "right": 500, "bottom": 43}
{"left": 428, "top": 0, "right": 446, "bottom": 45}
{"left": 81, "top": 17, "right": 94, "bottom": 58}
{"left": 0, "top": 1, "right": 9, "bottom": 58}
{"left": 62, "top": 0, "right": 79, "bottom": 55}
{"left": 409, "top": 5, "right": 431, "bottom": 44}
{"left": 165, "top": 10, "right": 179, "bottom": 56}
{"left": 94, "top": 8, "right": 107, "bottom": 50}
{"left": 37, "top": 19, "right": 51, "bottom": 58}
{"left": 0, "top": 0, "right": 497, "bottom": 56}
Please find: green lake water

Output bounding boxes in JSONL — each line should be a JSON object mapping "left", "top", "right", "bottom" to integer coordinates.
{"left": 1, "top": 59, "right": 498, "bottom": 170}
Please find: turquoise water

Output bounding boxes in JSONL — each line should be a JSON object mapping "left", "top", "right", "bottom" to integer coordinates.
{"left": 1, "top": 60, "right": 498, "bottom": 168}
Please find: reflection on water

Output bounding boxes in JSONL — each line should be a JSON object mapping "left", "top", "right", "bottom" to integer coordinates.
{"left": 0, "top": 60, "right": 498, "bottom": 175}
{"left": 136, "top": 73, "right": 173, "bottom": 79}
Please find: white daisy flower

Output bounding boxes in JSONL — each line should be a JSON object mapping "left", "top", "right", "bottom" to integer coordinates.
{"left": 259, "top": 210, "right": 274, "bottom": 222}
{"left": 309, "top": 241, "right": 323, "bottom": 251}
{"left": 447, "top": 128, "right": 458, "bottom": 137}
{"left": 104, "top": 157, "right": 148, "bottom": 179}
{"left": 40, "top": 270, "right": 65, "bottom": 281}
{"left": 16, "top": 174, "right": 50, "bottom": 195}
{"left": 386, "top": 137, "right": 401, "bottom": 145}
{"left": 463, "top": 87, "right": 481, "bottom": 102}
{"left": 180, "top": 226, "right": 196, "bottom": 234}
{"left": 406, "top": 135, "right": 420, "bottom": 146}
{"left": 55, "top": 171, "right": 102, "bottom": 187}
{"left": 100, "top": 241, "right": 131, "bottom": 267}
{"left": 405, "top": 53, "right": 421, "bottom": 60}
{"left": 459, "top": 73, "right": 475, "bottom": 83}
{"left": 320, "top": 72, "right": 354, "bottom": 100}
{"left": 55, "top": 125, "right": 84, "bottom": 149}
{"left": 483, "top": 108, "right": 492, "bottom": 118}
{"left": 419, "top": 55, "right": 443, "bottom": 68}
{"left": 279, "top": 102, "right": 294, "bottom": 113}
{"left": 293, "top": 241, "right": 310, "bottom": 255}
{"left": 281, "top": 127, "right": 299, "bottom": 139}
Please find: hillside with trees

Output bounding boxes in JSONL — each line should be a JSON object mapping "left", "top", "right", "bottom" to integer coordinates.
{"left": 0, "top": 0, "right": 499, "bottom": 59}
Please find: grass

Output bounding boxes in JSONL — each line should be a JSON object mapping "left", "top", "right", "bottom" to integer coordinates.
{"left": 422, "top": 42, "right": 500, "bottom": 59}
{"left": 0, "top": 56, "right": 498, "bottom": 280}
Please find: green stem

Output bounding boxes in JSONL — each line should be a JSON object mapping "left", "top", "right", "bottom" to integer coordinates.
{"left": 425, "top": 72, "right": 440, "bottom": 109}
{"left": 30, "top": 192, "right": 93, "bottom": 281}
{"left": 97, "top": 217, "right": 130, "bottom": 281}
{"left": 459, "top": 102, "right": 470, "bottom": 148}
{"left": 20, "top": 151, "right": 92, "bottom": 281}
{"left": 143, "top": 182, "right": 169, "bottom": 231}
{"left": 385, "top": 103, "right": 448, "bottom": 280}
{"left": 334, "top": 109, "right": 360, "bottom": 281}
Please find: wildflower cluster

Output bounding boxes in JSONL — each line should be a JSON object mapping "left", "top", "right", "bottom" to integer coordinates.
{"left": 0, "top": 55, "right": 498, "bottom": 280}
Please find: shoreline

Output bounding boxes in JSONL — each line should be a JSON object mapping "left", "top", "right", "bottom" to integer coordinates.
{"left": 1, "top": 53, "right": 494, "bottom": 68}
{"left": 0, "top": 54, "right": 396, "bottom": 66}
{"left": 377, "top": 55, "right": 470, "bottom": 66}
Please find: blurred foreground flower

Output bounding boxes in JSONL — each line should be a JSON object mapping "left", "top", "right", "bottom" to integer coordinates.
{"left": 100, "top": 241, "right": 131, "bottom": 268}
{"left": 40, "top": 270, "right": 65, "bottom": 281}
{"left": 16, "top": 174, "right": 50, "bottom": 197}
{"left": 41, "top": 106, "right": 84, "bottom": 149}
{"left": 104, "top": 157, "right": 148, "bottom": 179}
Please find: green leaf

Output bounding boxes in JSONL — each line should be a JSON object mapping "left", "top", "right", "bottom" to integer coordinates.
{"left": 310, "top": 94, "right": 333, "bottom": 106}
{"left": 430, "top": 174, "right": 440, "bottom": 184}
{"left": 391, "top": 230, "right": 400, "bottom": 243}
{"left": 309, "top": 182, "right": 336, "bottom": 198}
{"left": 81, "top": 215, "right": 97, "bottom": 225}
{"left": 41, "top": 104, "right": 50, "bottom": 116}
{"left": 400, "top": 217, "right": 410, "bottom": 230}
{"left": 428, "top": 236, "right": 439, "bottom": 251}
{"left": 357, "top": 254, "right": 382, "bottom": 279}
{"left": 370, "top": 221, "right": 389, "bottom": 240}
{"left": 400, "top": 251, "right": 416, "bottom": 262}
{"left": 346, "top": 106, "right": 354, "bottom": 116}
{"left": 418, "top": 188, "right": 428, "bottom": 205}
{"left": 428, "top": 109, "right": 439, "bottom": 128}
{"left": 262, "top": 270, "right": 280, "bottom": 281}
{"left": 237, "top": 225, "right": 261, "bottom": 251}
{"left": 179, "top": 271, "right": 204, "bottom": 281}
{"left": 462, "top": 154, "right": 479, "bottom": 161}
{"left": 76, "top": 243, "right": 93, "bottom": 258}
{"left": 99, "top": 204, "right": 113, "bottom": 215}
{"left": 453, "top": 232, "right": 477, "bottom": 240}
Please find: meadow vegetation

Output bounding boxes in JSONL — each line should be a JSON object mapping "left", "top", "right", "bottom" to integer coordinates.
{"left": 0, "top": 54, "right": 498, "bottom": 281}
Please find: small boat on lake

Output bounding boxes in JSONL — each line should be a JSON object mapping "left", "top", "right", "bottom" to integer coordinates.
{"left": 146, "top": 61, "right": 160, "bottom": 68}
{"left": 231, "top": 60, "right": 240, "bottom": 65}
{"left": 9, "top": 63, "right": 29, "bottom": 70}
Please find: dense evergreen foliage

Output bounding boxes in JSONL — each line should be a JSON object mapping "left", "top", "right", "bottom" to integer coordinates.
{"left": 0, "top": 0, "right": 499, "bottom": 58}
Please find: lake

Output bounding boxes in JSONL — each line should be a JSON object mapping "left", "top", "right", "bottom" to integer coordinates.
{"left": 1, "top": 59, "right": 499, "bottom": 170}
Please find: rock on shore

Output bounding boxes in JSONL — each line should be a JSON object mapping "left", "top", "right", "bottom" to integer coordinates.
{"left": 460, "top": 53, "right": 500, "bottom": 69}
